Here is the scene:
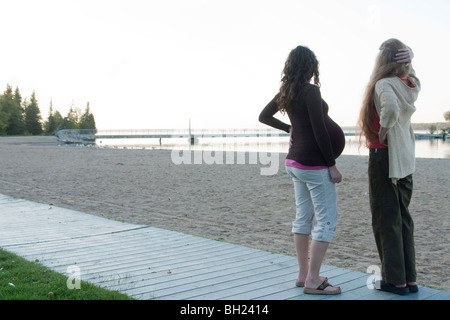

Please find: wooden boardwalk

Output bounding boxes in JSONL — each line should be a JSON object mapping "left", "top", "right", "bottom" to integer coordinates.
{"left": 0, "top": 193, "right": 448, "bottom": 300}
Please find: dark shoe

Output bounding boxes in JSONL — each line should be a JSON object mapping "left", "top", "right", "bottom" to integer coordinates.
{"left": 408, "top": 284, "right": 419, "bottom": 293}
{"left": 378, "top": 281, "right": 409, "bottom": 295}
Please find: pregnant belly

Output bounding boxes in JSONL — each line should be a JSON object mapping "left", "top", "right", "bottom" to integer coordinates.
{"left": 326, "top": 118, "right": 345, "bottom": 159}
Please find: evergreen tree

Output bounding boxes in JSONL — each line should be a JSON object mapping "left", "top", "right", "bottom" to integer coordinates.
{"left": 13, "top": 87, "right": 22, "bottom": 105}
{"left": 24, "top": 90, "right": 43, "bottom": 135}
{"left": 43, "top": 99, "right": 62, "bottom": 135}
{"left": 0, "top": 84, "right": 25, "bottom": 135}
{"left": 60, "top": 106, "right": 80, "bottom": 130}
{"left": 0, "top": 86, "right": 98, "bottom": 135}
{"left": 0, "top": 95, "right": 10, "bottom": 135}
{"left": 43, "top": 99, "right": 54, "bottom": 135}
{"left": 12, "top": 87, "right": 26, "bottom": 134}
{"left": 52, "top": 110, "right": 63, "bottom": 131}
{"left": 79, "top": 102, "right": 96, "bottom": 130}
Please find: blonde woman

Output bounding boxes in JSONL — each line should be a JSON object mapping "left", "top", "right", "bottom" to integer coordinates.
{"left": 359, "top": 39, "right": 421, "bottom": 295}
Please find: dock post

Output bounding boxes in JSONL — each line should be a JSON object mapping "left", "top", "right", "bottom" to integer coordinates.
{"left": 189, "top": 118, "right": 194, "bottom": 145}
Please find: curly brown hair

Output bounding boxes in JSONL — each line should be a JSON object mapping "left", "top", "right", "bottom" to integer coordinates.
{"left": 277, "top": 46, "right": 320, "bottom": 114}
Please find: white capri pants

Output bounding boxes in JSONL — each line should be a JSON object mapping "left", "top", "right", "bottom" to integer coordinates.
{"left": 285, "top": 165, "right": 338, "bottom": 243}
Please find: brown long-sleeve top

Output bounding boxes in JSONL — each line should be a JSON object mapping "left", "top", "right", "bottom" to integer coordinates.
{"left": 259, "top": 84, "right": 345, "bottom": 167}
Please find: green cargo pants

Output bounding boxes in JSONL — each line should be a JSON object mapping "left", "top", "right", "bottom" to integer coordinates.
{"left": 368, "top": 148, "right": 416, "bottom": 285}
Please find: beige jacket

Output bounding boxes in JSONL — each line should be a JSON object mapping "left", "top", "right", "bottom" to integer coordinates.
{"left": 374, "top": 70, "right": 421, "bottom": 181}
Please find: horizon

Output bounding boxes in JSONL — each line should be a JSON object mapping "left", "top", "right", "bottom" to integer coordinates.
{"left": 53, "top": 121, "right": 449, "bottom": 132}
{"left": 1, "top": 0, "right": 449, "bottom": 130}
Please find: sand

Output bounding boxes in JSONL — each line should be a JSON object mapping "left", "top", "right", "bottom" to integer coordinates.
{"left": 0, "top": 136, "right": 448, "bottom": 292}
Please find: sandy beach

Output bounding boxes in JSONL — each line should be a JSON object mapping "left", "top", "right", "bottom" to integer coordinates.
{"left": 0, "top": 136, "right": 448, "bottom": 292}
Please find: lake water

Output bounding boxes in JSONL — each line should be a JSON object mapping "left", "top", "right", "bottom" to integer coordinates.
{"left": 95, "top": 135, "right": 450, "bottom": 159}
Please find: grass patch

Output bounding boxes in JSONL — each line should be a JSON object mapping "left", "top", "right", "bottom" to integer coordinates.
{"left": 0, "top": 248, "right": 134, "bottom": 300}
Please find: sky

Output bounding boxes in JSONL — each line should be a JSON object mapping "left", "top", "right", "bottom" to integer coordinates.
{"left": 1, "top": 0, "right": 449, "bottom": 130}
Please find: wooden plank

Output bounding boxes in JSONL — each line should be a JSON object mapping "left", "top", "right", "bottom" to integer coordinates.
{"left": 140, "top": 256, "right": 299, "bottom": 300}
{"left": 95, "top": 248, "right": 276, "bottom": 290}
{"left": 255, "top": 268, "right": 357, "bottom": 301}
{"left": 1, "top": 193, "right": 449, "bottom": 300}
{"left": 11, "top": 229, "right": 206, "bottom": 262}
{"left": 0, "top": 196, "right": 144, "bottom": 246}
{"left": 425, "top": 290, "right": 450, "bottom": 300}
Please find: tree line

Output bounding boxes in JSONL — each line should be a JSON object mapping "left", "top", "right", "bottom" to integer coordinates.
{"left": 0, "top": 84, "right": 96, "bottom": 136}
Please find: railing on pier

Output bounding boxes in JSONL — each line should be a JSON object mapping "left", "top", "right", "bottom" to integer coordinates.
{"left": 55, "top": 128, "right": 448, "bottom": 144}
{"left": 55, "top": 128, "right": 290, "bottom": 144}
{"left": 94, "top": 128, "right": 290, "bottom": 138}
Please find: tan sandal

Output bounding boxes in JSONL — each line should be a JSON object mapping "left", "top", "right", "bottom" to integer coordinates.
{"left": 303, "top": 280, "right": 341, "bottom": 295}
{"left": 296, "top": 277, "right": 328, "bottom": 288}
{"left": 295, "top": 280, "right": 305, "bottom": 287}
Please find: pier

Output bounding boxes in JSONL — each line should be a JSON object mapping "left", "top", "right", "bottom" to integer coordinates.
{"left": 55, "top": 128, "right": 290, "bottom": 145}
{"left": 55, "top": 128, "right": 447, "bottom": 145}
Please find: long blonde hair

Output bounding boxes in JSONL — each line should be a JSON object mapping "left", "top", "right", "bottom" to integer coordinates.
{"left": 358, "top": 38, "right": 411, "bottom": 144}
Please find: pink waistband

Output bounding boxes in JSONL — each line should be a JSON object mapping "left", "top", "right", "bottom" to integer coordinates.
{"left": 285, "top": 159, "right": 328, "bottom": 170}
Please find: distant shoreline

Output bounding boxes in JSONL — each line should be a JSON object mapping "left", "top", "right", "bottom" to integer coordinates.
{"left": 341, "top": 122, "right": 449, "bottom": 132}
{"left": 1, "top": 133, "right": 449, "bottom": 159}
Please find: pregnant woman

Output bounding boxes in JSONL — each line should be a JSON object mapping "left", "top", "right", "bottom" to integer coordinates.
{"left": 259, "top": 45, "right": 345, "bottom": 295}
